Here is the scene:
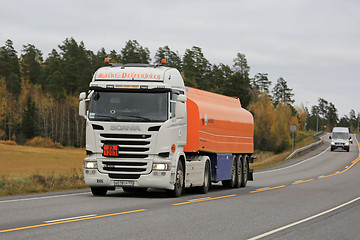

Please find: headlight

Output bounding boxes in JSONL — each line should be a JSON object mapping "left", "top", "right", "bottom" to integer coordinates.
{"left": 84, "top": 161, "right": 98, "bottom": 169}
{"left": 345, "top": 142, "right": 349, "bottom": 146}
{"left": 331, "top": 142, "right": 335, "bottom": 145}
{"left": 153, "top": 163, "right": 170, "bottom": 171}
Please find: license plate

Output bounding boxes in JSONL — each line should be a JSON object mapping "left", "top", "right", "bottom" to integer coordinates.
{"left": 103, "top": 145, "right": 118, "bottom": 157}
{"left": 114, "top": 180, "right": 134, "bottom": 187}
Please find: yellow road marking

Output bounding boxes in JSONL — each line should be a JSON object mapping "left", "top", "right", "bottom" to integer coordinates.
{"left": 250, "top": 185, "right": 286, "bottom": 193}
{"left": 292, "top": 179, "right": 314, "bottom": 185}
{"left": 173, "top": 194, "right": 237, "bottom": 206}
{"left": 0, "top": 209, "right": 147, "bottom": 233}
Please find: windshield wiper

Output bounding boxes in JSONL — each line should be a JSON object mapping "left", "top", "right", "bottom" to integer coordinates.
{"left": 90, "top": 114, "right": 119, "bottom": 121}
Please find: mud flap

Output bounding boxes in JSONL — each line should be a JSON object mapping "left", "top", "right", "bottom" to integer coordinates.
{"left": 247, "top": 168, "right": 254, "bottom": 181}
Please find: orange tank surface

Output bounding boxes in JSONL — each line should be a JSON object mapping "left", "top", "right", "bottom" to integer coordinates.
{"left": 183, "top": 87, "right": 254, "bottom": 154}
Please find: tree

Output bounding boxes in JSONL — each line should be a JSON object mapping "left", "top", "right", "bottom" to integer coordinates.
{"left": 154, "top": 46, "right": 182, "bottom": 70}
{"left": 272, "top": 77, "right": 294, "bottom": 105}
{"left": 119, "top": 40, "right": 150, "bottom": 64}
{"left": 270, "top": 103, "right": 293, "bottom": 153}
{"left": 21, "top": 95, "right": 37, "bottom": 139}
{"left": 210, "top": 64, "right": 232, "bottom": 94}
{"left": 222, "top": 53, "right": 251, "bottom": 107}
{"left": 20, "top": 44, "right": 44, "bottom": 85}
{"left": 317, "top": 98, "right": 328, "bottom": 119}
{"left": 248, "top": 92, "right": 276, "bottom": 151}
{"left": 326, "top": 102, "right": 338, "bottom": 130}
{"left": 182, "top": 46, "right": 211, "bottom": 89}
{"left": 252, "top": 73, "right": 271, "bottom": 93}
{"left": 58, "top": 38, "right": 94, "bottom": 93}
{"left": 0, "top": 39, "right": 21, "bottom": 96}
{"left": 349, "top": 109, "right": 357, "bottom": 132}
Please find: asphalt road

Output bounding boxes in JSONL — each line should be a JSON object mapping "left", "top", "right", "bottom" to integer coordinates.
{"left": 1, "top": 133, "right": 360, "bottom": 240}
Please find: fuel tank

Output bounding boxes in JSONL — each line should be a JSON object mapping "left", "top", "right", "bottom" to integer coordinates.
{"left": 184, "top": 87, "right": 254, "bottom": 154}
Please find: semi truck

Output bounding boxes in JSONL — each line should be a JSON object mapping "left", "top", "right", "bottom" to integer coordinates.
{"left": 79, "top": 59, "right": 254, "bottom": 197}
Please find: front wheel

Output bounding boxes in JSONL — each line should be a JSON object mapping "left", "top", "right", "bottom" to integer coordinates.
{"left": 197, "top": 161, "right": 211, "bottom": 194}
{"left": 167, "top": 161, "right": 184, "bottom": 197}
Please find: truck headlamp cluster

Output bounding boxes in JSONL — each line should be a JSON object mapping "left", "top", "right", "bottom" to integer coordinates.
{"left": 84, "top": 161, "right": 98, "bottom": 169}
{"left": 152, "top": 163, "right": 170, "bottom": 171}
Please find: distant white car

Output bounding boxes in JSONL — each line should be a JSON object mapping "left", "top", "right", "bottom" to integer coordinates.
{"left": 329, "top": 127, "right": 352, "bottom": 152}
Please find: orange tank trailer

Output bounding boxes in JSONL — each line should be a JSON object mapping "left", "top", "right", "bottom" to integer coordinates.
{"left": 184, "top": 87, "right": 254, "bottom": 154}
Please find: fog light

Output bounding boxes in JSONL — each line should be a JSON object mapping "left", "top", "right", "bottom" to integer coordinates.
{"left": 161, "top": 172, "right": 166, "bottom": 176}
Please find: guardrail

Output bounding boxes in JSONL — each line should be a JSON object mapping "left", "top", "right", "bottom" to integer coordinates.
{"left": 286, "top": 132, "right": 323, "bottom": 160}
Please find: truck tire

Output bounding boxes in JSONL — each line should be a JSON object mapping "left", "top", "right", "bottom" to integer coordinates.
{"left": 167, "top": 160, "right": 184, "bottom": 197}
{"left": 234, "top": 155, "right": 243, "bottom": 188}
{"left": 222, "top": 155, "right": 236, "bottom": 188}
{"left": 197, "top": 161, "right": 211, "bottom": 194}
{"left": 240, "top": 155, "right": 249, "bottom": 188}
{"left": 91, "top": 187, "right": 107, "bottom": 196}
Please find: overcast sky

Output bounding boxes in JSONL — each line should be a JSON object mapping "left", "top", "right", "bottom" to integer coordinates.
{"left": 1, "top": 0, "right": 359, "bottom": 117}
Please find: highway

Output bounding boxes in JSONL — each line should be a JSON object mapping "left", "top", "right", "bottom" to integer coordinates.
{"left": 1, "top": 133, "right": 359, "bottom": 240}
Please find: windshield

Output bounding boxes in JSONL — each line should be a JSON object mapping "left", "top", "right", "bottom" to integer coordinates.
{"left": 332, "top": 132, "right": 348, "bottom": 140}
{"left": 89, "top": 91, "right": 168, "bottom": 122}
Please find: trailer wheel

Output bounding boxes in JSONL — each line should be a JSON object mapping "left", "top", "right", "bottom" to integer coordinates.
{"left": 198, "top": 160, "right": 211, "bottom": 194}
{"left": 240, "top": 155, "right": 249, "bottom": 188}
{"left": 91, "top": 187, "right": 107, "bottom": 196}
{"left": 234, "top": 155, "right": 243, "bottom": 188}
{"left": 222, "top": 155, "right": 236, "bottom": 188}
{"left": 167, "top": 160, "right": 184, "bottom": 197}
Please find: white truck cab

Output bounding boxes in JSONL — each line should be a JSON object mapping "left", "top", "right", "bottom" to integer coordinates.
{"left": 329, "top": 127, "right": 352, "bottom": 152}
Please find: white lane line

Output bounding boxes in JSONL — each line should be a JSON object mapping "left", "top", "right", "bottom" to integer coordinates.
{"left": 247, "top": 195, "right": 360, "bottom": 240}
{"left": 44, "top": 214, "right": 97, "bottom": 223}
{"left": 255, "top": 146, "right": 330, "bottom": 175}
{"left": 293, "top": 180, "right": 304, "bottom": 183}
{"left": 0, "top": 192, "right": 89, "bottom": 204}
{"left": 345, "top": 166, "right": 349, "bottom": 169}
{"left": 255, "top": 187, "right": 269, "bottom": 191}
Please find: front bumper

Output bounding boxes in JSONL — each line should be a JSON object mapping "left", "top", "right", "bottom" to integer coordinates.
{"left": 84, "top": 168, "right": 176, "bottom": 190}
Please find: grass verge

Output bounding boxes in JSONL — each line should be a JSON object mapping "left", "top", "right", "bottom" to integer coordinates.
{"left": 251, "top": 131, "right": 322, "bottom": 171}
{"left": 0, "top": 169, "right": 86, "bottom": 196}
{"left": 0, "top": 142, "right": 86, "bottom": 196}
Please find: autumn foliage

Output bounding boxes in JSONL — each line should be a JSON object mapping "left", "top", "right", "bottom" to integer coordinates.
{"left": 249, "top": 92, "right": 299, "bottom": 153}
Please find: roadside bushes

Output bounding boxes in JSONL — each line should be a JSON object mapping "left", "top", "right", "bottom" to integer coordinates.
{"left": 25, "top": 136, "right": 63, "bottom": 149}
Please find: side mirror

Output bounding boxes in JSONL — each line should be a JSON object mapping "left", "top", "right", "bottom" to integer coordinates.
{"left": 79, "top": 100, "right": 87, "bottom": 119}
{"left": 175, "top": 101, "right": 186, "bottom": 119}
{"left": 79, "top": 92, "right": 87, "bottom": 119}
{"left": 79, "top": 92, "right": 86, "bottom": 100}
{"left": 177, "top": 94, "right": 187, "bottom": 103}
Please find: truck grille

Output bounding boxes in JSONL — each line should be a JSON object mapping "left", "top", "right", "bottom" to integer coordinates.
{"left": 99, "top": 133, "right": 153, "bottom": 175}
